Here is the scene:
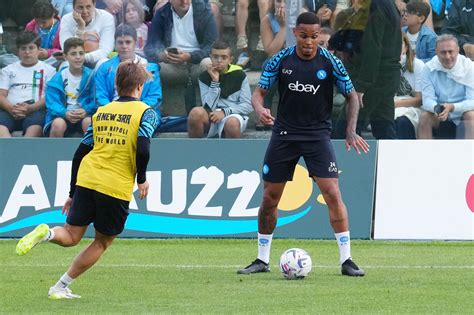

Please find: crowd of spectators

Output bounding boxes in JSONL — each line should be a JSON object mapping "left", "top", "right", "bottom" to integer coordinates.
{"left": 0, "top": 0, "right": 473, "bottom": 139}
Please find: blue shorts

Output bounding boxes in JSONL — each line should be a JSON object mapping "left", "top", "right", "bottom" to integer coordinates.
{"left": 0, "top": 109, "right": 45, "bottom": 133}
{"left": 262, "top": 139, "right": 339, "bottom": 183}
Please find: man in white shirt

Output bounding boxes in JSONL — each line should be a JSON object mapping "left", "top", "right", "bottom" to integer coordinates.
{"left": 144, "top": 0, "right": 217, "bottom": 113}
{"left": 418, "top": 35, "right": 474, "bottom": 139}
{"left": 59, "top": 0, "right": 115, "bottom": 67}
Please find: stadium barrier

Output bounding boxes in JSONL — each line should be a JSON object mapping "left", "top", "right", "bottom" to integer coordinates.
{"left": 0, "top": 138, "right": 376, "bottom": 239}
{"left": 374, "top": 140, "right": 474, "bottom": 240}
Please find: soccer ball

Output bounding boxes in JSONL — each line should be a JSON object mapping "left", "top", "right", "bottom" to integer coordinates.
{"left": 279, "top": 248, "right": 312, "bottom": 280}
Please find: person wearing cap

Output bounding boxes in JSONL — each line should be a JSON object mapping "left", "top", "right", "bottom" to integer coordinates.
{"left": 95, "top": 24, "right": 162, "bottom": 119}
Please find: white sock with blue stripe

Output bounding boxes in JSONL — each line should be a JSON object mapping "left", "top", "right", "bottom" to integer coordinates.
{"left": 335, "top": 231, "right": 351, "bottom": 265}
{"left": 257, "top": 233, "right": 273, "bottom": 264}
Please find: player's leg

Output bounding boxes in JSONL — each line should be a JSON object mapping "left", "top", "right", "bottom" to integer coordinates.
{"left": 238, "top": 140, "right": 297, "bottom": 274}
{"left": 313, "top": 176, "right": 364, "bottom": 276}
{"left": 304, "top": 140, "right": 364, "bottom": 276}
{"left": 48, "top": 230, "right": 116, "bottom": 299}
{"left": 237, "top": 181, "right": 286, "bottom": 274}
{"left": 187, "top": 107, "right": 211, "bottom": 138}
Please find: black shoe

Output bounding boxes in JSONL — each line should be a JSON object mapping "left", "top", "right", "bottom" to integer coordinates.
{"left": 341, "top": 258, "right": 365, "bottom": 277}
{"left": 237, "top": 259, "right": 270, "bottom": 274}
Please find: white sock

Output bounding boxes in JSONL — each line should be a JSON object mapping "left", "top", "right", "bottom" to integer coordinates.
{"left": 41, "top": 229, "right": 55, "bottom": 242}
{"left": 335, "top": 231, "right": 351, "bottom": 265}
{"left": 53, "top": 273, "right": 74, "bottom": 289}
{"left": 257, "top": 233, "right": 273, "bottom": 264}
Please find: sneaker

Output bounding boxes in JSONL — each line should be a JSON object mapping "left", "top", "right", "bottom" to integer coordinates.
{"left": 341, "top": 258, "right": 365, "bottom": 277}
{"left": 48, "top": 286, "right": 81, "bottom": 299}
{"left": 15, "top": 224, "right": 49, "bottom": 256}
{"left": 236, "top": 35, "right": 248, "bottom": 50}
{"left": 237, "top": 258, "right": 270, "bottom": 274}
{"left": 236, "top": 52, "right": 250, "bottom": 68}
{"left": 256, "top": 36, "right": 264, "bottom": 51}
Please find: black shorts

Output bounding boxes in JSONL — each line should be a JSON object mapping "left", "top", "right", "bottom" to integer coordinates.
{"left": 262, "top": 139, "right": 339, "bottom": 182}
{"left": 66, "top": 186, "right": 130, "bottom": 236}
{"left": 43, "top": 117, "right": 87, "bottom": 137}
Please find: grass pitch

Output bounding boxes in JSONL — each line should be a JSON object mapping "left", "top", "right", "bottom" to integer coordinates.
{"left": 0, "top": 239, "right": 472, "bottom": 314}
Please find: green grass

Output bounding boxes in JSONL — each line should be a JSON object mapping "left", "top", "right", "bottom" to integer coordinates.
{"left": 1, "top": 239, "right": 473, "bottom": 314}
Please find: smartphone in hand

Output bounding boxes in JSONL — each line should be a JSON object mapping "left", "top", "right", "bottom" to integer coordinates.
{"left": 167, "top": 47, "right": 179, "bottom": 54}
{"left": 434, "top": 104, "right": 445, "bottom": 115}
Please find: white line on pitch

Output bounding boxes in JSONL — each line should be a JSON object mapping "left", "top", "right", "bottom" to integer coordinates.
{"left": 2, "top": 264, "right": 474, "bottom": 269}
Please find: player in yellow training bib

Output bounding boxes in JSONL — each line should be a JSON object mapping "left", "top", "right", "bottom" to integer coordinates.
{"left": 15, "top": 61, "right": 159, "bottom": 299}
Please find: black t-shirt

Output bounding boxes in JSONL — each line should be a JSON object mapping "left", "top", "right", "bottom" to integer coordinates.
{"left": 259, "top": 46, "right": 354, "bottom": 140}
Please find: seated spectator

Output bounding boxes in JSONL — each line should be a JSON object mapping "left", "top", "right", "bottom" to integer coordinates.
{"left": 187, "top": 40, "right": 252, "bottom": 138}
{"left": 0, "top": 32, "right": 56, "bottom": 137}
{"left": 313, "top": 0, "right": 336, "bottom": 26}
{"left": 319, "top": 26, "right": 332, "bottom": 49}
{"left": 59, "top": 0, "right": 115, "bottom": 67}
{"left": 442, "top": 0, "right": 474, "bottom": 60}
{"left": 144, "top": 0, "right": 217, "bottom": 113}
{"left": 418, "top": 35, "right": 474, "bottom": 139}
{"left": 26, "top": 0, "right": 62, "bottom": 62}
{"left": 394, "top": 33, "right": 424, "bottom": 139}
{"left": 44, "top": 38, "right": 95, "bottom": 137}
{"left": 402, "top": 1, "right": 437, "bottom": 63}
{"left": 123, "top": 0, "right": 149, "bottom": 57}
{"left": 51, "top": 0, "right": 74, "bottom": 17}
{"left": 234, "top": 0, "right": 271, "bottom": 67}
{"left": 96, "top": 24, "right": 162, "bottom": 116}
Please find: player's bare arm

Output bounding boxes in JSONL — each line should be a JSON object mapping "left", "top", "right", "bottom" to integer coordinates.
{"left": 345, "top": 91, "right": 369, "bottom": 154}
{"left": 252, "top": 87, "right": 275, "bottom": 125}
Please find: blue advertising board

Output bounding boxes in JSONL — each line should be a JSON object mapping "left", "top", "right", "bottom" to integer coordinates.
{"left": 0, "top": 139, "right": 376, "bottom": 238}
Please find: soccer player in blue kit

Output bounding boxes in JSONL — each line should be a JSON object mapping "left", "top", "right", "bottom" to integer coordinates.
{"left": 238, "top": 12, "right": 369, "bottom": 276}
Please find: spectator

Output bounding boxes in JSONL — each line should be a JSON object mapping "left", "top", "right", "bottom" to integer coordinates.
{"left": 144, "top": 0, "right": 217, "bottom": 112}
{"left": 123, "top": 0, "right": 149, "bottom": 57}
{"left": 442, "top": 0, "right": 474, "bottom": 60}
{"left": 313, "top": 0, "right": 336, "bottom": 25}
{"left": 394, "top": 33, "right": 424, "bottom": 139}
{"left": 51, "top": 0, "right": 74, "bottom": 17}
{"left": 95, "top": 24, "right": 162, "bottom": 116}
{"left": 418, "top": 35, "right": 474, "bottom": 139}
{"left": 187, "top": 40, "right": 252, "bottom": 138}
{"left": 402, "top": 1, "right": 437, "bottom": 63}
{"left": 59, "top": 0, "right": 115, "bottom": 67}
{"left": 26, "top": 0, "right": 62, "bottom": 61}
{"left": 319, "top": 26, "right": 332, "bottom": 48}
{"left": 234, "top": 0, "right": 271, "bottom": 67}
{"left": 332, "top": 0, "right": 402, "bottom": 139}
{"left": 44, "top": 38, "right": 95, "bottom": 137}
{"left": 0, "top": 32, "right": 56, "bottom": 137}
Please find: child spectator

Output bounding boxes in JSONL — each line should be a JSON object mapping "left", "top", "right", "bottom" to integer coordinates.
{"left": 123, "top": 0, "right": 149, "bottom": 57}
{"left": 0, "top": 32, "right": 56, "bottom": 137}
{"left": 402, "top": 1, "right": 437, "bottom": 62}
{"left": 394, "top": 33, "right": 424, "bottom": 139}
{"left": 95, "top": 24, "right": 162, "bottom": 115}
{"left": 44, "top": 38, "right": 96, "bottom": 137}
{"left": 188, "top": 40, "right": 252, "bottom": 138}
{"left": 26, "top": 0, "right": 62, "bottom": 62}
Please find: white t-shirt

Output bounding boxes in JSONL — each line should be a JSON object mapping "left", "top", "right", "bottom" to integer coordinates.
{"left": 0, "top": 61, "right": 56, "bottom": 105}
{"left": 403, "top": 57, "right": 424, "bottom": 92}
{"left": 406, "top": 31, "right": 419, "bottom": 53}
{"left": 61, "top": 68, "right": 82, "bottom": 110}
{"left": 170, "top": 4, "right": 200, "bottom": 53}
